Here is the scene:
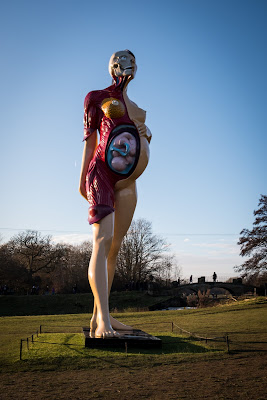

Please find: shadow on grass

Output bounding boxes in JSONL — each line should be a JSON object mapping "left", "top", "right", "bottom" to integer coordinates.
{"left": 158, "top": 335, "right": 217, "bottom": 354}
{"left": 28, "top": 333, "right": 217, "bottom": 356}
{"left": 13, "top": 333, "right": 224, "bottom": 372}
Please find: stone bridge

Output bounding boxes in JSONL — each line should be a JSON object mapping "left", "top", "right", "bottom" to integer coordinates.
{"left": 175, "top": 281, "right": 255, "bottom": 297}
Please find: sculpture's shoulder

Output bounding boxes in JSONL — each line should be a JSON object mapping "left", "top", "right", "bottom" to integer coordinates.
{"left": 84, "top": 90, "right": 103, "bottom": 107}
{"left": 84, "top": 86, "right": 115, "bottom": 108}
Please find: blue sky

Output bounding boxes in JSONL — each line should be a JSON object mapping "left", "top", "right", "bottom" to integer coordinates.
{"left": 0, "top": 0, "right": 266, "bottom": 280}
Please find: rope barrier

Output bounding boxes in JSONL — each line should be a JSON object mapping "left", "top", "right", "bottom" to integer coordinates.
{"left": 19, "top": 321, "right": 233, "bottom": 359}
{"left": 171, "top": 322, "right": 230, "bottom": 351}
{"left": 19, "top": 325, "right": 42, "bottom": 360}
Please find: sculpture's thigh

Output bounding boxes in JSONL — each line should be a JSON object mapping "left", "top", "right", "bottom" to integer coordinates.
{"left": 107, "top": 181, "right": 137, "bottom": 259}
{"left": 112, "top": 181, "right": 137, "bottom": 247}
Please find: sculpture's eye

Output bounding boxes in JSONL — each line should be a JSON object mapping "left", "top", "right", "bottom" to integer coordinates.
{"left": 121, "top": 56, "right": 126, "bottom": 60}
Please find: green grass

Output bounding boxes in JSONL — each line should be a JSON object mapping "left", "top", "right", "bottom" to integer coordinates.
{"left": 0, "top": 297, "right": 266, "bottom": 373}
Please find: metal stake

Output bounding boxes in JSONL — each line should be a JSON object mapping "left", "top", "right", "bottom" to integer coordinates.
{"left": 226, "top": 335, "right": 230, "bottom": 353}
{"left": 20, "top": 339, "right": 23, "bottom": 360}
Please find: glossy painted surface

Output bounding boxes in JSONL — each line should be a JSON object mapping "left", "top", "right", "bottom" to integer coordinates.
{"left": 79, "top": 50, "right": 151, "bottom": 338}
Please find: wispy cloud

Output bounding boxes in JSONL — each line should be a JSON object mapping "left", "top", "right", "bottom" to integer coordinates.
{"left": 52, "top": 233, "right": 92, "bottom": 245}
{"left": 191, "top": 241, "right": 239, "bottom": 256}
{"left": 172, "top": 236, "right": 243, "bottom": 278}
{"left": 174, "top": 251, "right": 241, "bottom": 279}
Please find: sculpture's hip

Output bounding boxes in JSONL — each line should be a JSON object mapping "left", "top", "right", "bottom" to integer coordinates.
{"left": 86, "top": 125, "right": 149, "bottom": 224}
{"left": 114, "top": 136, "right": 150, "bottom": 190}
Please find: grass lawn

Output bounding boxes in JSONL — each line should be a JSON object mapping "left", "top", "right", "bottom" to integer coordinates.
{"left": 0, "top": 297, "right": 266, "bottom": 399}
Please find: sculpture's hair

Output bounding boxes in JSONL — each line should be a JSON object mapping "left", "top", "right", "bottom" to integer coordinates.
{"left": 125, "top": 50, "right": 135, "bottom": 59}
{"left": 109, "top": 50, "right": 136, "bottom": 84}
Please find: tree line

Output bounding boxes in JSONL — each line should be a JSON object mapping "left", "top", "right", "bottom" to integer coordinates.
{"left": 235, "top": 194, "right": 267, "bottom": 286}
{"left": 2, "top": 194, "right": 265, "bottom": 296}
{"left": 0, "top": 219, "right": 179, "bottom": 295}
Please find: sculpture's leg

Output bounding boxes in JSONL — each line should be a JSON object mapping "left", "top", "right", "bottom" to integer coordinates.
{"left": 90, "top": 182, "right": 137, "bottom": 333}
{"left": 88, "top": 213, "right": 118, "bottom": 338}
{"left": 107, "top": 181, "right": 137, "bottom": 331}
{"left": 90, "top": 303, "right": 97, "bottom": 336}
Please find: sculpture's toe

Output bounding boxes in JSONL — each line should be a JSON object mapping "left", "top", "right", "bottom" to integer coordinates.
{"left": 95, "top": 328, "right": 120, "bottom": 339}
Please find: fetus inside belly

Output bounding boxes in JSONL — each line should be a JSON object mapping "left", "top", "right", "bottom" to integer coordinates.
{"left": 107, "top": 132, "right": 138, "bottom": 174}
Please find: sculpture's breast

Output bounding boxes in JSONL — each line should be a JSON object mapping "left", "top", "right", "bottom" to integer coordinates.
{"left": 124, "top": 98, "right": 146, "bottom": 124}
{"left": 101, "top": 98, "right": 126, "bottom": 119}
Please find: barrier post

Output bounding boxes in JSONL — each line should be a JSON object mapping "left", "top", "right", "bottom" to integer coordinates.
{"left": 226, "top": 335, "right": 230, "bottom": 353}
{"left": 171, "top": 322, "right": 174, "bottom": 333}
{"left": 20, "top": 339, "right": 23, "bottom": 360}
{"left": 125, "top": 342, "right": 128, "bottom": 356}
{"left": 27, "top": 337, "right": 29, "bottom": 350}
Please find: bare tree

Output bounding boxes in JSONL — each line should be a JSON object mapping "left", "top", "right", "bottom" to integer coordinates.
{"left": 115, "top": 218, "right": 170, "bottom": 287}
{"left": 0, "top": 232, "right": 93, "bottom": 294}
{"left": 172, "top": 260, "right": 183, "bottom": 282}
{"left": 235, "top": 194, "right": 267, "bottom": 279}
{"left": 0, "top": 241, "right": 28, "bottom": 292}
{"left": 51, "top": 240, "right": 92, "bottom": 293}
{"left": 159, "top": 254, "right": 182, "bottom": 282}
{"left": 7, "top": 230, "right": 66, "bottom": 283}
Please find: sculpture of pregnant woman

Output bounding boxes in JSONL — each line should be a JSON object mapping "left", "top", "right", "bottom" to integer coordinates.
{"left": 79, "top": 50, "right": 151, "bottom": 338}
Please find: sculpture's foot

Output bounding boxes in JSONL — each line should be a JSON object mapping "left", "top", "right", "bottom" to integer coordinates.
{"left": 95, "top": 322, "right": 120, "bottom": 338}
{"left": 90, "top": 314, "right": 98, "bottom": 338}
{"left": 110, "top": 315, "right": 134, "bottom": 332}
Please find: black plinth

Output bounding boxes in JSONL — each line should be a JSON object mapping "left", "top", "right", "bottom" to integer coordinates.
{"left": 83, "top": 327, "right": 162, "bottom": 349}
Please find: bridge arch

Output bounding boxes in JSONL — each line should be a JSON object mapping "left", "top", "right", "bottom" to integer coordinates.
{"left": 175, "top": 282, "right": 253, "bottom": 297}
{"left": 208, "top": 285, "right": 235, "bottom": 296}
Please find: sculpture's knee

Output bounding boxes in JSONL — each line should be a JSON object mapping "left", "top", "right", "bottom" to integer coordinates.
{"left": 94, "top": 232, "right": 114, "bottom": 257}
{"left": 108, "top": 238, "right": 122, "bottom": 261}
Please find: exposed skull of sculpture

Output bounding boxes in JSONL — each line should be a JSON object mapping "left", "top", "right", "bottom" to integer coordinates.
{"left": 109, "top": 50, "right": 137, "bottom": 79}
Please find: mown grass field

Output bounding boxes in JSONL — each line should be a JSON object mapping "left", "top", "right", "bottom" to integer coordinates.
{"left": 0, "top": 297, "right": 266, "bottom": 399}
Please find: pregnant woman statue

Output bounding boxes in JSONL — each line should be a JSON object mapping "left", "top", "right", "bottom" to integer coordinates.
{"left": 79, "top": 50, "right": 152, "bottom": 338}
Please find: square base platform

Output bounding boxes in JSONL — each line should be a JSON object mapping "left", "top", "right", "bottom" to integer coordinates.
{"left": 83, "top": 327, "right": 162, "bottom": 349}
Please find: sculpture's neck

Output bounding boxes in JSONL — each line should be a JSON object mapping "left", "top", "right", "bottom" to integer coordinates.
{"left": 114, "top": 76, "right": 133, "bottom": 93}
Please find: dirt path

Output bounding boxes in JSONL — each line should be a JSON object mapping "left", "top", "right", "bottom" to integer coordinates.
{"left": 1, "top": 353, "right": 266, "bottom": 399}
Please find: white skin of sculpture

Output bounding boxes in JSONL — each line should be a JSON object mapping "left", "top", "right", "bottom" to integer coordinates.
{"left": 79, "top": 51, "right": 151, "bottom": 338}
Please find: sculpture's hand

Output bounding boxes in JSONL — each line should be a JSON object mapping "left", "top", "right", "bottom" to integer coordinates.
{"left": 135, "top": 121, "right": 146, "bottom": 136}
{"left": 79, "top": 180, "right": 87, "bottom": 200}
{"left": 135, "top": 122, "right": 152, "bottom": 143}
{"left": 145, "top": 126, "right": 152, "bottom": 143}
{"left": 79, "top": 130, "right": 97, "bottom": 201}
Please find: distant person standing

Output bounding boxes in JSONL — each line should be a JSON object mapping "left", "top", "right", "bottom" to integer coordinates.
{"left": 189, "top": 275, "right": 193, "bottom": 284}
{"left": 213, "top": 272, "right": 217, "bottom": 282}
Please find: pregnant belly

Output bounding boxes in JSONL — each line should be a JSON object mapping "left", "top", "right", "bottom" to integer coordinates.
{"left": 114, "top": 137, "right": 150, "bottom": 190}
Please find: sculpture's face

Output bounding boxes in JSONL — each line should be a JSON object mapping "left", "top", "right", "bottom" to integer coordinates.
{"left": 109, "top": 50, "right": 136, "bottom": 79}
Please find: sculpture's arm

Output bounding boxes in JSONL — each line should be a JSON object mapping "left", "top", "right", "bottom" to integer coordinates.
{"left": 134, "top": 121, "right": 152, "bottom": 143}
{"left": 145, "top": 125, "right": 152, "bottom": 143}
{"left": 79, "top": 130, "right": 97, "bottom": 200}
